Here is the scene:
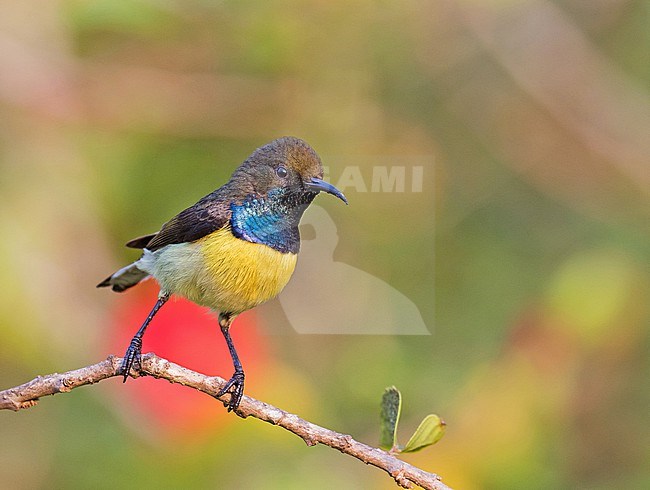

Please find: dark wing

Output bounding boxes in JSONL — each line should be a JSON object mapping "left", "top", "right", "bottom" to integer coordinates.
{"left": 126, "top": 234, "right": 157, "bottom": 249}
{"left": 141, "top": 193, "right": 232, "bottom": 252}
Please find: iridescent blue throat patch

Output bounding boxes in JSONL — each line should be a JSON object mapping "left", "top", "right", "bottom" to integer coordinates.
{"left": 230, "top": 189, "right": 313, "bottom": 254}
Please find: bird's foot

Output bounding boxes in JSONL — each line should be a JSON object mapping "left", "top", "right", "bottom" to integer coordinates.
{"left": 120, "top": 337, "right": 143, "bottom": 382}
{"left": 216, "top": 370, "right": 245, "bottom": 412}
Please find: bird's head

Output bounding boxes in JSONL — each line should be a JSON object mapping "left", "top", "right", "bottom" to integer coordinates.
{"left": 227, "top": 137, "right": 346, "bottom": 253}
{"left": 231, "top": 136, "right": 347, "bottom": 206}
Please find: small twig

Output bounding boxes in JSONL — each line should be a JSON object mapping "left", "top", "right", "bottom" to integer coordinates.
{"left": 0, "top": 354, "right": 452, "bottom": 490}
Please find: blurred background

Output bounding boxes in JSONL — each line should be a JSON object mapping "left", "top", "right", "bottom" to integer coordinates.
{"left": 1, "top": 0, "right": 649, "bottom": 488}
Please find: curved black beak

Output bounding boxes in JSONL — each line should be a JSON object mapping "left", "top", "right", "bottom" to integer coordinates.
{"left": 305, "top": 177, "right": 348, "bottom": 205}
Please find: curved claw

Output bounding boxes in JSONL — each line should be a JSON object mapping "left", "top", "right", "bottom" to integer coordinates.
{"left": 216, "top": 371, "right": 245, "bottom": 412}
{"left": 120, "top": 338, "right": 143, "bottom": 382}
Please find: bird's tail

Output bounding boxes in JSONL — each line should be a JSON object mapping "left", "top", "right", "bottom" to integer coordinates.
{"left": 97, "top": 262, "right": 149, "bottom": 292}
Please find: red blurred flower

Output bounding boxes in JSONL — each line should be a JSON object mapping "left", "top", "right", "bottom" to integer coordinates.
{"left": 106, "top": 280, "right": 267, "bottom": 436}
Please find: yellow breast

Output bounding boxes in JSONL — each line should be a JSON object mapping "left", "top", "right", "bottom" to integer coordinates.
{"left": 185, "top": 226, "right": 297, "bottom": 313}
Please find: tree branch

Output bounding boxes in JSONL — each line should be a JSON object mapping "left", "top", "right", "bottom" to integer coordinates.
{"left": 0, "top": 354, "right": 452, "bottom": 490}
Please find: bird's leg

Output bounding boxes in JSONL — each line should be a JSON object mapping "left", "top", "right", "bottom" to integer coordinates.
{"left": 216, "top": 312, "right": 245, "bottom": 412}
{"left": 121, "top": 292, "right": 170, "bottom": 382}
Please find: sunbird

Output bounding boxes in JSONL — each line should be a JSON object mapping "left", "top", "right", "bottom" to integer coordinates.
{"left": 98, "top": 137, "right": 347, "bottom": 411}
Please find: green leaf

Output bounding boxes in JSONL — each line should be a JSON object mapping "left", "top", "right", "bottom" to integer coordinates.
{"left": 379, "top": 386, "right": 402, "bottom": 450}
{"left": 402, "top": 414, "right": 446, "bottom": 453}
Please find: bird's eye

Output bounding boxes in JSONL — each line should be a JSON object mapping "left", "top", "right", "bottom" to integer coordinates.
{"left": 276, "top": 166, "right": 288, "bottom": 178}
